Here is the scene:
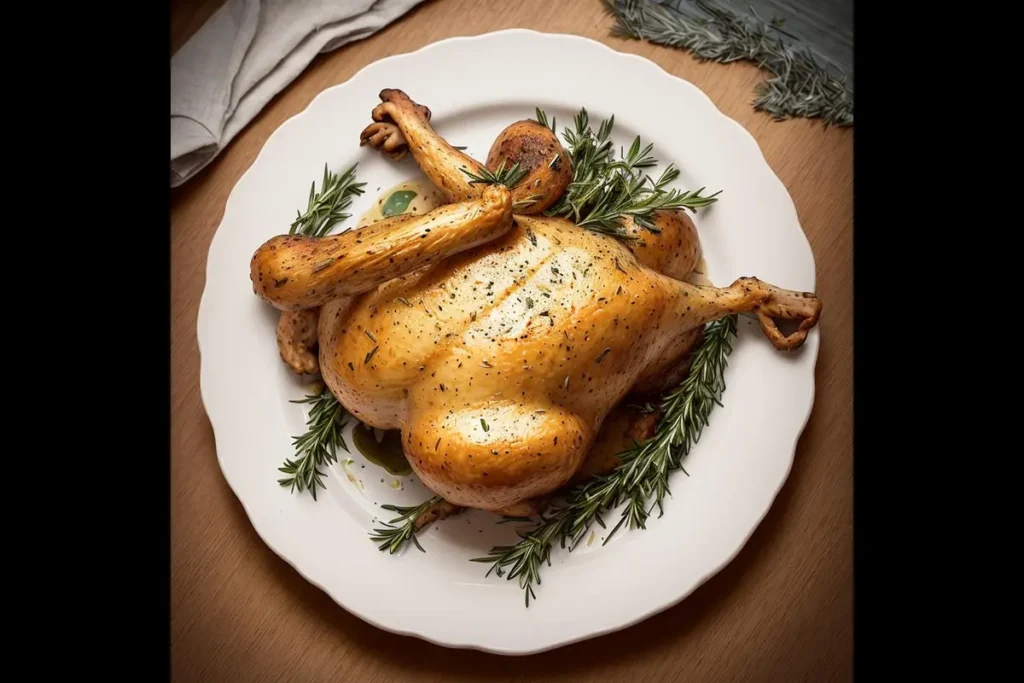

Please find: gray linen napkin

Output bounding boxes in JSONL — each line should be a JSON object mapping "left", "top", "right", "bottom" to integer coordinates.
{"left": 171, "top": 0, "right": 426, "bottom": 187}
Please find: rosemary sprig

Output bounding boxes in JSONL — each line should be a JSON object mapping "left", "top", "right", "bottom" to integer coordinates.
{"left": 470, "top": 514, "right": 565, "bottom": 607}
{"left": 604, "top": 0, "right": 853, "bottom": 127}
{"left": 534, "top": 107, "right": 556, "bottom": 133}
{"left": 370, "top": 495, "right": 444, "bottom": 553}
{"left": 461, "top": 160, "right": 528, "bottom": 189}
{"left": 472, "top": 314, "right": 738, "bottom": 605}
{"left": 542, "top": 108, "right": 720, "bottom": 238}
{"left": 278, "top": 164, "right": 365, "bottom": 500}
{"left": 277, "top": 386, "right": 352, "bottom": 500}
{"left": 289, "top": 163, "right": 367, "bottom": 237}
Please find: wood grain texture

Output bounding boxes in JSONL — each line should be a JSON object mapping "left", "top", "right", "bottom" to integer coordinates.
{"left": 170, "top": 1, "right": 853, "bottom": 681}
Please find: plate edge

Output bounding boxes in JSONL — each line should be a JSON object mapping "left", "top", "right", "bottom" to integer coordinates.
{"left": 194, "top": 28, "right": 823, "bottom": 655}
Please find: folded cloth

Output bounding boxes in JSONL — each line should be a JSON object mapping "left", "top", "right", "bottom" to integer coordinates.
{"left": 171, "top": 0, "right": 426, "bottom": 187}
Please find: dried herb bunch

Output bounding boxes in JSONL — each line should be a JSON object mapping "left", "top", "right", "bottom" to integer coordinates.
{"left": 605, "top": 0, "right": 853, "bottom": 127}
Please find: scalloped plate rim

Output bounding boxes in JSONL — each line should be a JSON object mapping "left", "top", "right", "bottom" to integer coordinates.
{"left": 195, "top": 28, "right": 820, "bottom": 655}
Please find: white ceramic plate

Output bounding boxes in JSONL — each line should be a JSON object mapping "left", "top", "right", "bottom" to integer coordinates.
{"left": 197, "top": 29, "right": 819, "bottom": 655}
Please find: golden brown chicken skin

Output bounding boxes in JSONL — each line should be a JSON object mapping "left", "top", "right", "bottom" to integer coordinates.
{"left": 296, "top": 215, "right": 821, "bottom": 512}
{"left": 251, "top": 186, "right": 514, "bottom": 311}
{"left": 485, "top": 119, "right": 573, "bottom": 214}
{"left": 251, "top": 88, "right": 823, "bottom": 514}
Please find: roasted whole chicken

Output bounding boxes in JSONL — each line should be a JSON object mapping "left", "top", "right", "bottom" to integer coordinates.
{"left": 251, "top": 89, "right": 822, "bottom": 515}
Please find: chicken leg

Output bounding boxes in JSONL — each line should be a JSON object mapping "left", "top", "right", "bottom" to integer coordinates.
{"left": 360, "top": 89, "right": 572, "bottom": 214}
{"left": 251, "top": 185, "right": 513, "bottom": 311}
{"left": 360, "top": 89, "right": 490, "bottom": 204}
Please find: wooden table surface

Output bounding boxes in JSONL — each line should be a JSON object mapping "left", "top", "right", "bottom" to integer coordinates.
{"left": 170, "top": 1, "right": 853, "bottom": 681}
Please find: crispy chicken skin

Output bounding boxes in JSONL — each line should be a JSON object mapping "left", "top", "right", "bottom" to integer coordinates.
{"left": 276, "top": 309, "right": 321, "bottom": 375}
{"left": 620, "top": 211, "right": 702, "bottom": 283}
{"left": 308, "top": 215, "right": 820, "bottom": 511}
{"left": 252, "top": 88, "right": 823, "bottom": 513}
{"left": 486, "top": 119, "right": 573, "bottom": 214}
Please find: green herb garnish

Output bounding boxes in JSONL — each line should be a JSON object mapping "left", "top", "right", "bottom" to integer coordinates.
{"left": 461, "top": 160, "right": 528, "bottom": 189}
{"left": 277, "top": 386, "right": 351, "bottom": 500}
{"left": 381, "top": 190, "right": 417, "bottom": 217}
{"left": 541, "top": 108, "right": 720, "bottom": 239}
{"left": 289, "top": 163, "right": 366, "bottom": 237}
{"left": 370, "top": 496, "right": 444, "bottom": 553}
